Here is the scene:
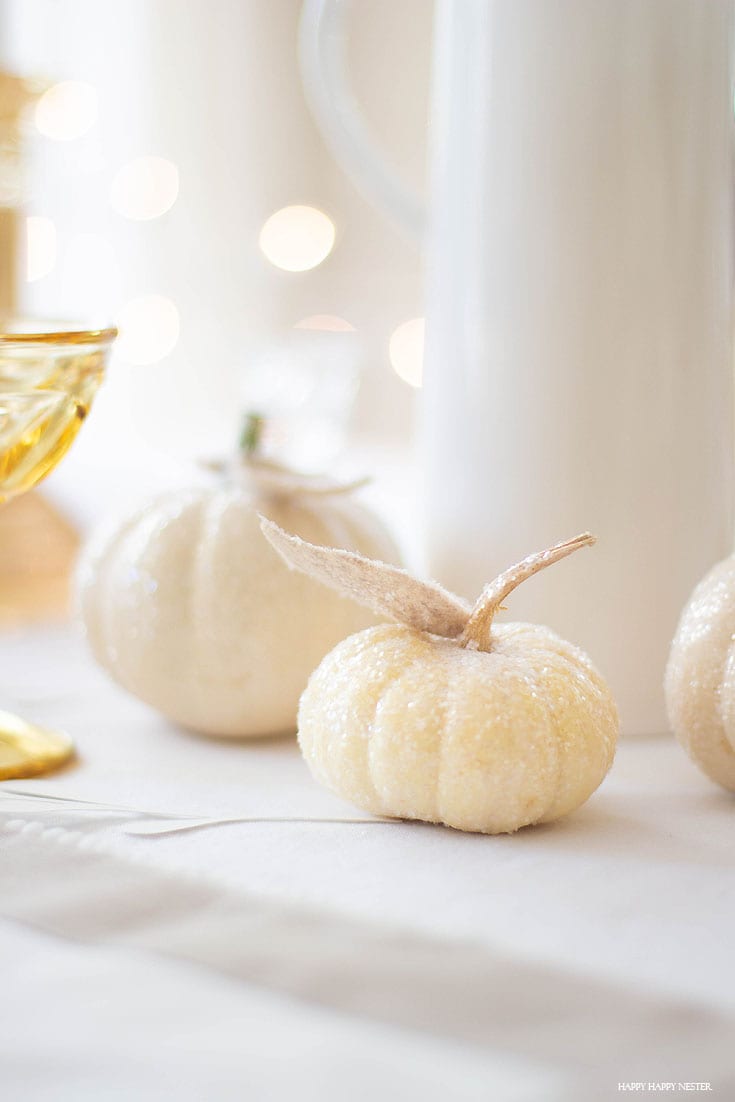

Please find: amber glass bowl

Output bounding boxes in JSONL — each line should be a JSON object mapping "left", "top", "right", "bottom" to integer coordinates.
{"left": 0, "top": 323, "right": 117, "bottom": 504}
{"left": 0, "top": 322, "right": 116, "bottom": 778}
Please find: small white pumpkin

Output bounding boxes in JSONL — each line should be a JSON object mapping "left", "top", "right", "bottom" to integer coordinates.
{"left": 666, "top": 556, "right": 735, "bottom": 791}
{"left": 76, "top": 451, "right": 400, "bottom": 738}
{"left": 263, "top": 520, "right": 618, "bottom": 834}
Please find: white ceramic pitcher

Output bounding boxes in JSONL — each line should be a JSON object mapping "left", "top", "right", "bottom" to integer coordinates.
{"left": 300, "top": 0, "right": 735, "bottom": 735}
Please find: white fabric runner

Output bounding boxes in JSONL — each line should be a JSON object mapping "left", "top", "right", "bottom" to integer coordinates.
{"left": 2, "top": 625, "right": 734, "bottom": 1098}
{"left": 2, "top": 816, "right": 732, "bottom": 1101}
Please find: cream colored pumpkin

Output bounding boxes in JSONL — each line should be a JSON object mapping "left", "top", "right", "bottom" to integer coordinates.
{"left": 263, "top": 522, "right": 618, "bottom": 834}
{"left": 665, "top": 556, "right": 735, "bottom": 791}
{"left": 76, "top": 468, "right": 400, "bottom": 738}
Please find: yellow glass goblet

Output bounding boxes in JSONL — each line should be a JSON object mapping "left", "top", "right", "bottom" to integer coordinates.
{"left": 0, "top": 322, "right": 117, "bottom": 779}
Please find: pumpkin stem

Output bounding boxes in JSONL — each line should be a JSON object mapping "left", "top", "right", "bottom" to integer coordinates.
{"left": 239, "top": 411, "right": 265, "bottom": 459}
{"left": 459, "top": 533, "right": 596, "bottom": 651}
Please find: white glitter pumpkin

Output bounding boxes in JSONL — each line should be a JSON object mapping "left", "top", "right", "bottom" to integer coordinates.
{"left": 76, "top": 462, "right": 400, "bottom": 737}
{"left": 666, "top": 556, "right": 735, "bottom": 791}
{"left": 263, "top": 521, "right": 618, "bottom": 834}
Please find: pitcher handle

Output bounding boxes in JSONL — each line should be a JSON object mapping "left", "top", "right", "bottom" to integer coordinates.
{"left": 299, "top": 0, "right": 426, "bottom": 241}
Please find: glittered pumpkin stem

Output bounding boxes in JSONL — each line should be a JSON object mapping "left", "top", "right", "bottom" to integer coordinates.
{"left": 460, "top": 533, "right": 596, "bottom": 652}
{"left": 261, "top": 519, "right": 596, "bottom": 646}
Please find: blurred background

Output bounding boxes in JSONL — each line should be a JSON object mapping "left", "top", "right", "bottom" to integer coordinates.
{"left": 0, "top": 0, "right": 434, "bottom": 618}
{"left": 0, "top": 0, "right": 431, "bottom": 502}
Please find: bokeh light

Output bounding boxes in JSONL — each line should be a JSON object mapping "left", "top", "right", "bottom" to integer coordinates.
{"left": 389, "top": 317, "right": 424, "bottom": 387}
{"left": 116, "top": 295, "right": 180, "bottom": 366}
{"left": 110, "top": 156, "right": 179, "bottom": 221}
{"left": 259, "top": 205, "right": 335, "bottom": 272}
{"left": 25, "top": 216, "right": 57, "bottom": 282}
{"left": 35, "top": 81, "right": 98, "bottom": 141}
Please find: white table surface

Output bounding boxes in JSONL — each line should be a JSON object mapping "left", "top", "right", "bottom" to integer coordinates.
{"left": 2, "top": 622, "right": 733, "bottom": 1101}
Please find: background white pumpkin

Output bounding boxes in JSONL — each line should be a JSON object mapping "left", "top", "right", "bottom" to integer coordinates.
{"left": 76, "top": 467, "right": 400, "bottom": 737}
{"left": 666, "top": 556, "right": 735, "bottom": 791}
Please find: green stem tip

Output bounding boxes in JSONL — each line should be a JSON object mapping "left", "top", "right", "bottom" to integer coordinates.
{"left": 239, "top": 411, "right": 265, "bottom": 458}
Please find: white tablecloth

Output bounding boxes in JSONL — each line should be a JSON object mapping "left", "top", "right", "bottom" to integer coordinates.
{"left": 2, "top": 624, "right": 733, "bottom": 1100}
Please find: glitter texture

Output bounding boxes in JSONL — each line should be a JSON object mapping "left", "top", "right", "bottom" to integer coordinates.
{"left": 298, "top": 621, "right": 618, "bottom": 835}
{"left": 76, "top": 484, "right": 400, "bottom": 738}
{"left": 665, "top": 557, "right": 735, "bottom": 791}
